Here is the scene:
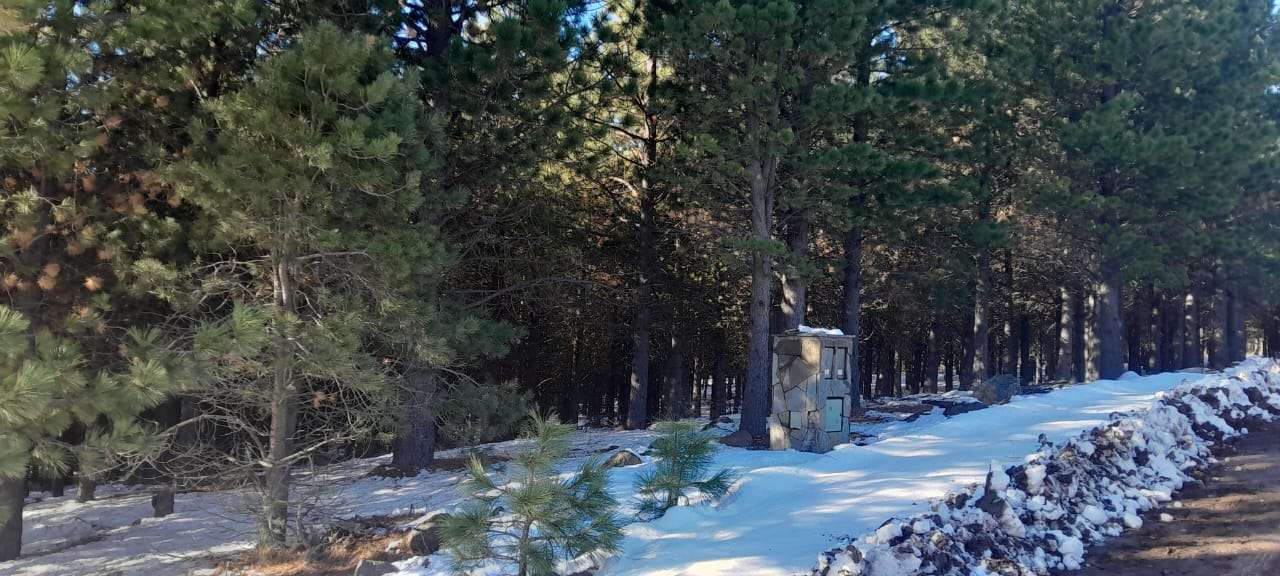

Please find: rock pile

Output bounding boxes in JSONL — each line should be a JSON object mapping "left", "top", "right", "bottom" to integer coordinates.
{"left": 811, "top": 360, "right": 1280, "bottom": 576}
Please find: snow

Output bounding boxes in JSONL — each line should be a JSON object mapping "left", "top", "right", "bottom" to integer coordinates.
{"left": 796, "top": 325, "right": 845, "bottom": 336}
{"left": 810, "top": 358, "right": 1280, "bottom": 576}
{"left": 8, "top": 360, "right": 1279, "bottom": 576}
{"left": 602, "top": 369, "right": 1201, "bottom": 576}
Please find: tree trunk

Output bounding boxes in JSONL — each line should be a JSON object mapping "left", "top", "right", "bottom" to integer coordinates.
{"left": 1072, "top": 288, "right": 1087, "bottom": 382}
{"left": 972, "top": 260, "right": 992, "bottom": 383}
{"left": 626, "top": 186, "right": 657, "bottom": 429}
{"left": 662, "top": 336, "right": 688, "bottom": 420}
{"left": 0, "top": 475, "right": 23, "bottom": 561}
{"left": 925, "top": 316, "right": 941, "bottom": 393}
{"left": 960, "top": 290, "right": 976, "bottom": 389}
{"left": 1018, "top": 314, "right": 1033, "bottom": 383}
{"left": 76, "top": 478, "right": 96, "bottom": 503}
{"left": 741, "top": 157, "right": 776, "bottom": 441}
{"left": 944, "top": 339, "right": 956, "bottom": 391}
{"left": 1054, "top": 287, "right": 1072, "bottom": 380}
{"left": 1183, "top": 292, "right": 1200, "bottom": 368}
{"left": 262, "top": 253, "right": 298, "bottom": 548}
{"left": 1211, "top": 267, "right": 1229, "bottom": 369}
{"left": 1096, "top": 258, "right": 1126, "bottom": 379}
{"left": 781, "top": 217, "right": 809, "bottom": 331}
{"left": 392, "top": 366, "right": 437, "bottom": 468}
{"left": 841, "top": 227, "right": 863, "bottom": 403}
{"left": 710, "top": 336, "right": 726, "bottom": 421}
{"left": 152, "top": 484, "right": 176, "bottom": 518}
{"left": 1228, "top": 283, "right": 1245, "bottom": 363}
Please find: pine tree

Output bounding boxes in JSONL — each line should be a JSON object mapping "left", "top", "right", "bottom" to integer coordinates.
{"left": 0, "top": 305, "right": 190, "bottom": 560}
{"left": 634, "top": 421, "right": 736, "bottom": 520}
{"left": 169, "top": 22, "right": 432, "bottom": 548}
{"left": 441, "top": 412, "right": 622, "bottom": 576}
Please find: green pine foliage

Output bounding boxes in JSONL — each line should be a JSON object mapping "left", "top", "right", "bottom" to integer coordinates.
{"left": 0, "top": 305, "right": 191, "bottom": 521}
{"left": 633, "top": 421, "right": 736, "bottom": 520}
{"left": 442, "top": 412, "right": 622, "bottom": 576}
{"left": 169, "top": 22, "right": 434, "bottom": 547}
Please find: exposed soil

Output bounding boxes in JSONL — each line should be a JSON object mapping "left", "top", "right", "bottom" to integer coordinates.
{"left": 1068, "top": 419, "right": 1280, "bottom": 576}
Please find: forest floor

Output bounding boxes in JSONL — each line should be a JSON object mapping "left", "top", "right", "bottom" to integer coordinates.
{"left": 1065, "top": 419, "right": 1280, "bottom": 576}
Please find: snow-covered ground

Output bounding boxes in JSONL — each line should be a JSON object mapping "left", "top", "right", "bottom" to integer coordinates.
{"left": 2, "top": 366, "right": 1240, "bottom": 576}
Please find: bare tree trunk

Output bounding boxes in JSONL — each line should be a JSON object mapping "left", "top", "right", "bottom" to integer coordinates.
{"left": 961, "top": 289, "right": 976, "bottom": 389}
{"left": 841, "top": 227, "right": 863, "bottom": 402}
{"left": 781, "top": 217, "right": 809, "bottom": 331}
{"left": 1072, "top": 288, "right": 1087, "bottom": 382}
{"left": 944, "top": 339, "right": 955, "bottom": 391}
{"left": 662, "top": 335, "right": 688, "bottom": 420}
{"left": 76, "top": 478, "right": 96, "bottom": 503}
{"left": 1182, "top": 292, "right": 1200, "bottom": 368}
{"left": 1003, "top": 249, "right": 1019, "bottom": 379}
{"left": 1018, "top": 314, "right": 1033, "bottom": 383}
{"left": 262, "top": 253, "right": 298, "bottom": 548}
{"left": 392, "top": 366, "right": 437, "bottom": 468}
{"left": 710, "top": 335, "right": 726, "bottom": 421}
{"left": 925, "top": 315, "right": 941, "bottom": 393}
{"left": 1228, "top": 283, "right": 1245, "bottom": 363}
{"left": 1096, "top": 258, "right": 1126, "bottom": 379}
{"left": 1055, "top": 287, "right": 1072, "bottom": 380}
{"left": 741, "top": 157, "right": 776, "bottom": 441}
{"left": 626, "top": 190, "right": 657, "bottom": 429}
{"left": 0, "top": 475, "right": 23, "bottom": 561}
{"left": 1211, "top": 267, "right": 1229, "bottom": 369}
{"left": 972, "top": 259, "right": 992, "bottom": 383}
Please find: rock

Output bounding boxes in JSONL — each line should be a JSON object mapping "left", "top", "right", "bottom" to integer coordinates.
{"left": 973, "top": 374, "right": 1020, "bottom": 405}
{"left": 407, "top": 512, "right": 450, "bottom": 556}
{"left": 768, "top": 417, "right": 791, "bottom": 451}
{"left": 353, "top": 559, "right": 397, "bottom": 576}
{"left": 922, "top": 399, "right": 986, "bottom": 417}
{"left": 604, "top": 449, "right": 642, "bottom": 468}
{"left": 718, "top": 428, "right": 754, "bottom": 448}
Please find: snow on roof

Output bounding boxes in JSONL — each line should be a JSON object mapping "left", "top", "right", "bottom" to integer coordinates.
{"left": 796, "top": 325, "right": 845, "bottom": 336}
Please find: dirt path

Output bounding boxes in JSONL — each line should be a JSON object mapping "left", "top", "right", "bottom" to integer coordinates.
{"left": 1069, "top": 420, "right": 1280, "bottom": 576}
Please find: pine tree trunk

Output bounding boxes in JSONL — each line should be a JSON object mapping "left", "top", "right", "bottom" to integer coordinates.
{"left": 392, "top": 366, "right": 437, "bottom": 468}
{"left": 1018, "top": 314, "right": 1033, "bottom": 383}
{"left": 662, "top": 337, "right": 688, "bottom": 420}
{"left": 741, "top": 157, "right": 776, "bottom": 441}
{"left": 1054, "top": 287, "right": 1072, "bottom": 380}
{"left": 926, "top": 316, "right": 941, "bottom": 393}
{"left": 1096, "top": 258, "right": 1126, "bottom": 379}
{"left": 1228, "top": 283, "right": 1245, "bottom": 363}
{"left": 944, "top": 339, "right": 956, "bottom": 391}
{"left": 1183, "top": 292, "right": 1200, "bottom": 368}
{"left": 862, "top": 335, "right": 875, "bottom": 398}
{"left": 841, "top": 227, "right": 863, "bottom": 402}
{"left": 1211, "top": 267, "right": 1229, "bottom": 369}
{"left": 76, "top": 478, "right": 96, "bottom": 503}
{"left": 782, "top": 217, "right": 809, "bottom": 331}
{"left": 960, "top": 290, "right": 976, "bottom": 389}
{"left": 0, "top": 475, "right": 23, "bottom": 561}
{"left": 1071, "top": 288, "right": 1087, "bottom": 382}
{"left": 710, "top": 337, "right": 726, "bottom": 421}
{"left": 972, "top": 259, "right": 992, "bottom": 383}
{"left": 262, "top": 253, "right": 298, "bottom": 548}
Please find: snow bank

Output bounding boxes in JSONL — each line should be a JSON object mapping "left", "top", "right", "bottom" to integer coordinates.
{"left": 810, "top": 359, "right": 1280, "bottom": 576}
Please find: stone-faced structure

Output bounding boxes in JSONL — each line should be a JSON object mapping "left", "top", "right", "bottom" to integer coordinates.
{"left": 767, "top": 330, "right": 858, "bottom": 453}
